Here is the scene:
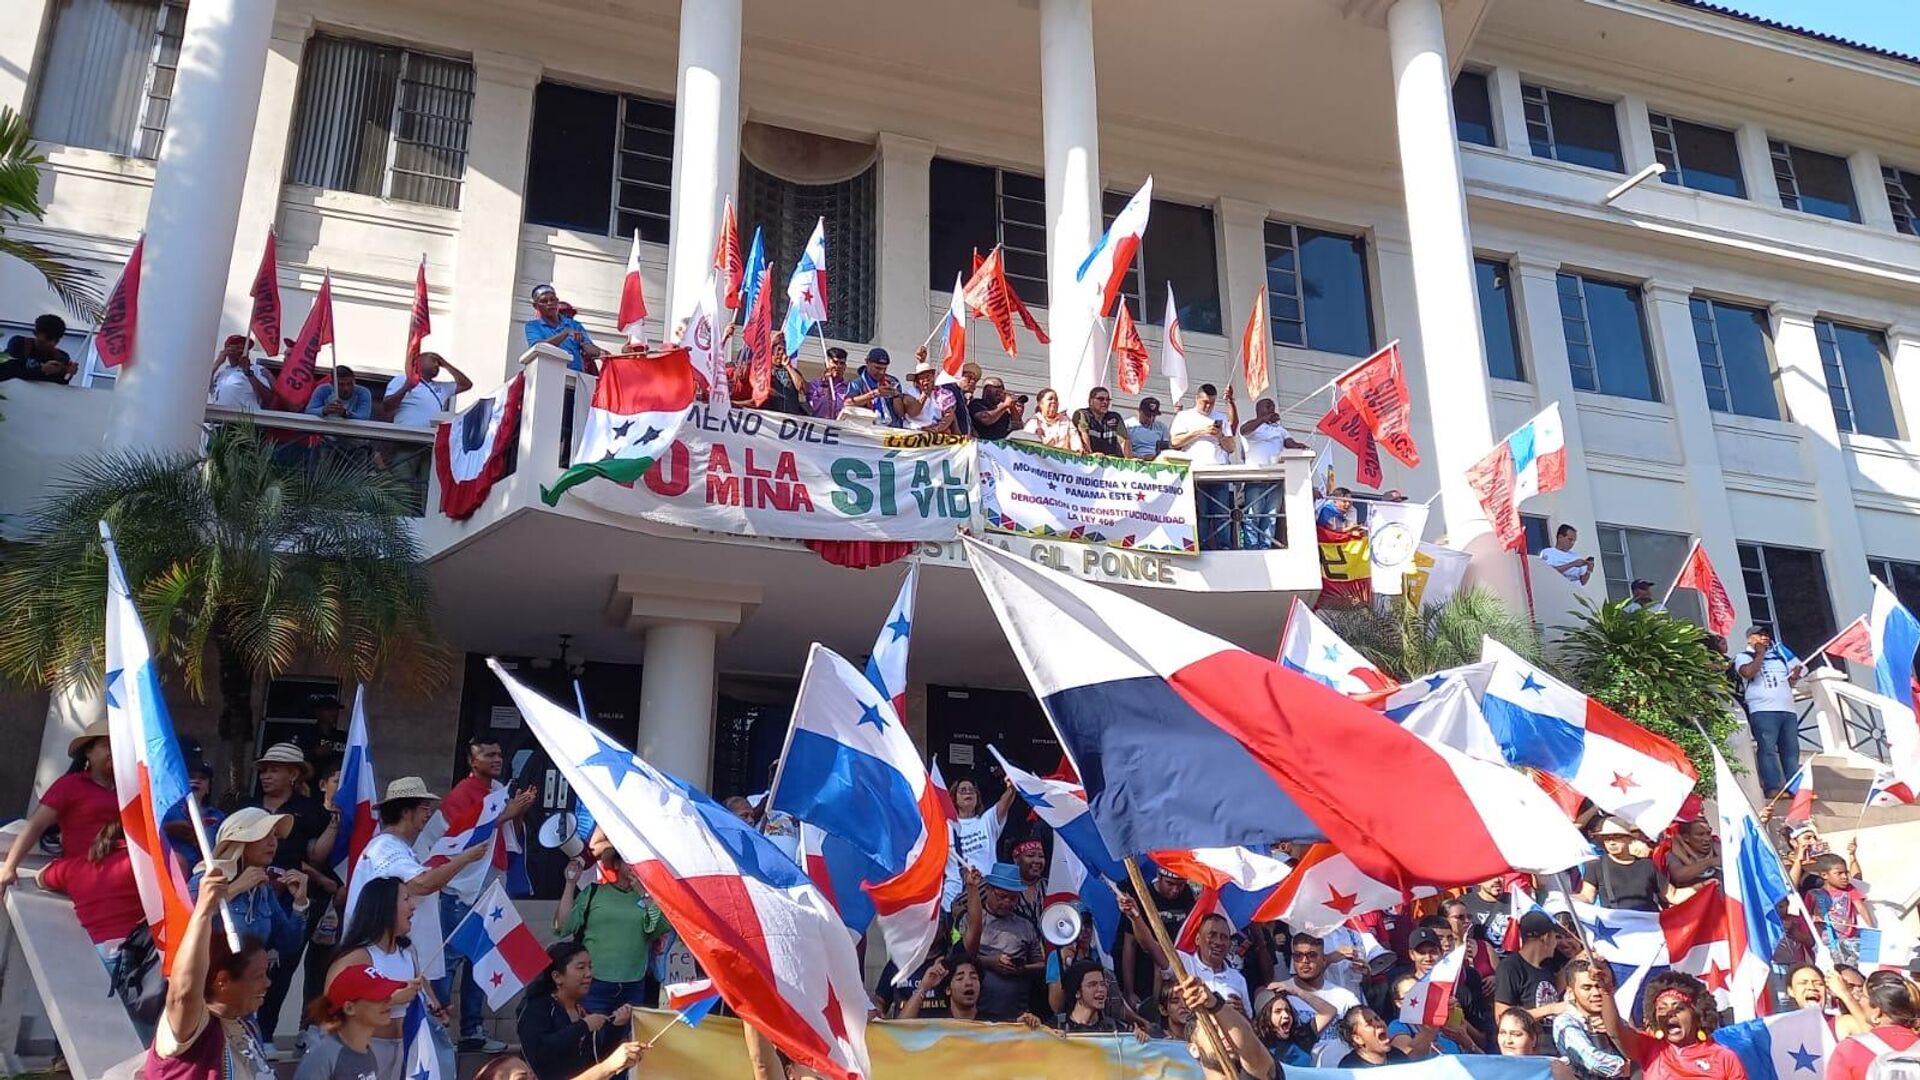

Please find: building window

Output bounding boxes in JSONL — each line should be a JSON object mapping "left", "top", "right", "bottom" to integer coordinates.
{"left": 1739, "top": 542, "right": 1836, "bottom": 657}
{"left": 1814, "top": 319, "right": 1901, "bottom": 438}
{"left": 30, "top": 0, "right": 186, "bottom": 159}
{"left": 1649, "top": 113, "right": 1745, "bottom": 199}
{"left": 1557, "top": 272, "right": 1658, "bottom": 401}
{"left": 1264, "top": 221, "right": 1374, "bottom": 357}
{"left": 928, "top": 159, "right": 1048, "bottom": 304}
{"left": 1453, "top": 71, "right": 1496, "bottom": 147}
{"left": 1868, "top": 558, "right": 1920, "bottom": 617}
{"left": 1098, "top": 193, "right": 1221, "bottom": 333}
{"left": 1521, "top": 514, "right": 1551, "bottom": 556}
{"left": 523, "top": 82, "right": 674, "bottom": 242}
{"left": 1596, "top": 524, "right": 1703, "bottom": 625}
{"left": 1769, "top": 141, "right": 1860, "bottom": 223}
{"left": 1689, "top": 297, "right": 1780, "bottom": 420}
{"left": 1520, "top": 84, "right": 1623, "bottom": 173}
{"left": 286, "top": 37, "right": 475, "bottom": 210}
{"left": 1475, "top": 257, "right": 1524, "bottom": 381}
{"left": 1884, "top": 166, "right": 1920, "bottom": 237}
{"left": 741, "top": 159, "right": 877, "bottom": 344}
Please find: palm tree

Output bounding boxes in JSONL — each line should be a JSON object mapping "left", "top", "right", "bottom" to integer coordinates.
{"left": 0, "top": 105, "right": 102, "bottom": 322}
{"left": 0, "top": 423, "right": 449, "bottom": 786}
{"left": 1318, "top": 587, "right": 1540, "bottom": 682}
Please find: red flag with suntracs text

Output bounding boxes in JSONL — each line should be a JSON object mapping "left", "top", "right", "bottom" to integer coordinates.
{"left": 94, "top": 235, "right": 143, "bottom": 369}
{"left": 1672, "top": 540, "right": 1737, "bottom": 638}
{"left": 1112, "top": 301, "right": 1149, "bottom": 395}
{"left": 714, "top": 196, "right": 743, "bottom": 311}
{"left": 1332, "top": 341, "right": 1419, "bottom": 468}
{"left": 274, "top": 274, "right": 335, "bottom": 411}
{"left": 1317, "top": 395, "right": 1383, "bottom": 488}
{"left": 404, "top": 257, "right": 430, "bottom": 385}
{"left": 1241, "top": 285, "right": 1271, "bottom": 398}
{"left": 249, "top": 232, "right": 281, "bottom": 356}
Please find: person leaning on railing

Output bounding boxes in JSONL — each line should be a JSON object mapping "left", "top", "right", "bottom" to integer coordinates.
{"left": 305, "top": 366, "right": 373, "bottom": 421}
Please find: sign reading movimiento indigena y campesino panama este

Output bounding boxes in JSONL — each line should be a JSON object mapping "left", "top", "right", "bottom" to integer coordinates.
{"left": 975, "top": 438, "right": 1198, "bottom": 554}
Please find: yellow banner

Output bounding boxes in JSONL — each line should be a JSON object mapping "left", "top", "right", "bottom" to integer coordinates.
{"left": 628, "top": 1010, "right": 1205, "bottom": 1079}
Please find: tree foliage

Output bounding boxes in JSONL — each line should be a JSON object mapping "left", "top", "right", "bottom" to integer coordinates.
{"left": 1317, "top": 587, "right": 1540, "bottom": 683}
{"left": 1553, "top": 598, "right": 1738, "bottom": 789}
{"left": 0, "top": 106, "right": 103, "bottom": 323}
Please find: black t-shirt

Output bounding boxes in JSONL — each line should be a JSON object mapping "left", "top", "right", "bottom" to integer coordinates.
{"left": 1072, "top": 408, "right": 1128, "bottom": 456}
{"left": 884, "top": 954, "right": 951, "bottom": 1017}
{"left": 1461, "top": 891, "right": 1510, "bottom": 950}
{"left": 767, "top": 366, "right": 809, "bottom": 415}
{"left": 1124, "top": 884, "right": 1196, "bottom": 999}
{"left": 1343, "top": 1048, "right": 1412, "bottom": 1069}
{"left": 1060, "top": 1012, "right": 1123, "bottom": 1034}
{"left": 2, "top": 336, "right": 74, "bottom": 384}
{"left": 1589, "top": 855, "right": 1665, "bottom": 912}
{"left": 296, "top": 726, "right": 349, "bottom": 779}
{"left": 253, "top": 792, "right": 331, "bottom": 873}
{"left": 1494, "top": 952, "right": 1560, "bottom": 1011}
{"left": 971, "top": 396, "right": 1015, "bottom": 439}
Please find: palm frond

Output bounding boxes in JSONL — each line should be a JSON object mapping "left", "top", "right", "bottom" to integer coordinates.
{"left": 0, "top": 236, "right": 103, "bottom": 323}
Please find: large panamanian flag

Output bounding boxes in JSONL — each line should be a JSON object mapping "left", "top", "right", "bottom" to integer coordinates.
{"left": 1869, "top": 578, "right": 1920, "bottom": 804}
{"left": 1077, "top": 176, "right": 1152, "bottom": 320}
{"left": 328, "top": 686, "right": 378, "bottom": 887}
{"left": 102, "top": 522, "right": 197, "bottom": 972}
{"left": 488, "top": 660, "right": 872, "bottom": 1080}
{"left": 961, "top": 535, "right": 1591, "bottom": 886}
{"left": 1712, "top": 743, "right": 1793, "bottom": 1021}
{"left": 540, "top": 347, "right": 696, "bottom": 505}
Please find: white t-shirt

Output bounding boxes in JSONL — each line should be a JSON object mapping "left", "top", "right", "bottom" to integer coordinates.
{"left": 902, "top": 383, "right": 948, "bottom": 431}
{"left": 1240, "top": 418, "right": 1295, "bottom": 466}
{"left": 1317, "top": 925, "right": 1389, "bottom": 999}
{"left": 1178, "top": 950, "right": 1251, "bottom": 1016}
{"left": 345, "top": 832, "right": 446, "bottom": 978}
{"left": 208, "top": 362, "right": 272, "bottom": 409}
{"left": 1288, "top": 981, "right": 1364, "bottom": 1062}
{"left": 389, "top": 378, "right": 457, "bottom": 426}
{"left": 1170, "top": 407, "right": 1233, "bottom": 465}
{"left": 1540, "top": 545, "right": 1590, "bottom": 583}
{"left": 942, "top": 809, "right": 1006, "bottom": 906}
{"left": 1737, "top": 648, "right": 1800, "bottom": 713}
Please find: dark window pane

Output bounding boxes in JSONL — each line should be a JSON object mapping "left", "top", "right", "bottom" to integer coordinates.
{"left": 524, "top": 82, "right": 618, "bottom": 233}
{"left": 1886, "top": 167, "right": 1919, "bottom": 236}
{"left": 1535, "top": 88, "right": 1624, "bottom": 173}
{"left": 1143, "top": 200, "right": 1221, "bottom": 334}
{"left": 929, "top": 158, "right": 996, "bottom": 291}
{"left": 1784, "top": 145, "right": 1860, "bottom": 223}
{"left": 1759, "top": 546, "right": 1836, "bottom": 658}
{"left": 1475, "top": 257, "right": 1524, "bottom": 381}
{"left": 1883, "top": 559, "right": 1920, "bottom": 617}
{"left": 1819, "top": 320, "right": 1901, "bottom": 438}
{"left": 1453, "top": 71, "right": 1496, "bottom": 148}
{"left": 1665, "top": 118, "right": 1745, "bottom": 198}
{"left": 740, "top": 157, "right": 877, "bottom": 343}
{"left": 1575, "top": 276, "right": 1658, "bottom": 401}
{"left": 1705, "top": 300, "right": 1779, "bottom": 420}
{"left": 1297, "top": 227, "right": 1375, "bottom": 357}
{"left": 1522, "top": 515, "right": 1551, "bottom": 556}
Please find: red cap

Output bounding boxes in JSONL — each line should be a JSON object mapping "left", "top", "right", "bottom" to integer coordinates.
{"left": 327, "top": 965, "right": 408, "bottom": 1008}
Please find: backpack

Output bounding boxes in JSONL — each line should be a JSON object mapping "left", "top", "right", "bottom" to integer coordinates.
{"left": 1859, "top": 1032, "right": 1920, "bottom": 1080}
{"left": 108, "top": 922, "right": 167, "bottom": 1025}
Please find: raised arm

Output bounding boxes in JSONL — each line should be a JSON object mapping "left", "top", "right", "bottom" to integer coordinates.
{"left": 161, "top": 864, "right": 230, "bottom": 1051}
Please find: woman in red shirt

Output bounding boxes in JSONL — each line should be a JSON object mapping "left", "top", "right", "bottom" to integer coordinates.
{"left": 37, "top": 822, "right": 143, "bottom": 963}
{"left": 0, "top": 718, "right": 118, "bottom": 895}
{"left": 1828, "top": 972, "right": 1920, "bottom": 1080}
{"left": 1638, "top": 976, "right": 1747, "bottom": 1080}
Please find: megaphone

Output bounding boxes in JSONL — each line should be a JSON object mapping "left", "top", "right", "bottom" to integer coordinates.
{"left": 536, "top": 812, "right": 584, "bottom": 858}
{"left": 1041, "top": 901, "right": 1084, "bottom": 947}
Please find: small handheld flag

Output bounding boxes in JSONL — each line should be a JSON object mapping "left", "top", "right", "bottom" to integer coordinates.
{"left": 618, "top": 231, "right": 649, "bottom": 348}
{"left": 447, "top": 880, "right": 550, "bottom": 1009}
{"left": 328, "top": 687, "right": 378, "bottom": 886}
{"left": 1161, "top": 282, "right": 1189, "bottom": 404}
{"left": 664, "top": 979, "right": 722, "bottom": 1027}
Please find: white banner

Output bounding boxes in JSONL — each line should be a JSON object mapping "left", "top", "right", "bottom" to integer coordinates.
{"left": 1368, "top": 501, "right": 1429, "bottom": 595}
{"left": 976, "top": 438, "right": 1198, "bottom": 555}
{"left": 567, "top": 405, "right": 975, "bottom": 540}
{"left": 1406, "top": 542, "right": 1472, "bottom": 609}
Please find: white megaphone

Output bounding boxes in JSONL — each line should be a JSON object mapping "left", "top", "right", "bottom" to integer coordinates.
{"left": 536, "top": 812, "right": 584, "bottom": 858}
{"left": 1041, "top": 901, "right": 1084, "bottom": 947}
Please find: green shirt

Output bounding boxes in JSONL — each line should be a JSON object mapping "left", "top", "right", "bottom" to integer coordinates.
{"left": 559, "top": 882, "right": 668, "bottom": 983}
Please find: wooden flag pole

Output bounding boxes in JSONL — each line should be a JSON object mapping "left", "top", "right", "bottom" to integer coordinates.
{"left": 1120, "top": 856, "right": 1240, "bottom": 1076}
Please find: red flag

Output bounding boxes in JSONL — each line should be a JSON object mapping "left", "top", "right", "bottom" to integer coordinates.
{"left": 1465, "top": 441, "right": 1525, "bottom": 552}
{"left": 1817, "top": 616, "right": 1874, "bottom": 666}
{"left": 741, "top": 265, "right": 774, "bottom": 405}
{"left": 404, "top": 257, "right": 430, "bottom": 385}
{"left": 1332, "top": 341, "right": 1419, "bottom": 468}
{"left": 275, "top": 274, "right": 335, "bottom": 411}
{"left": 1316, "top": 396, "right": 1383, "bottom": 487}
{"left": 714, "top": 197, "right": 743, "bottom": 310}
{"left": 1673, "top": 540, "right": 1736, "bottom": 638}
{"left": 94, "top": 235, "right": 143, "bottom": 369}
{"left": 1111, "top": 301, "right": 1149, "bottom": 395}
{"left": 965, "top": 246, "right": 1050, "bottom": 349}
{"left": 962, "top": 246, "right": 1021, "bottom": 359}
{"left": 1241, "top": 286, "right": 1271, "bottom": 397}
{"left": 249, "top": 232, "right": 282, "bottom": 357}
{"left": 618, "top": 231, "right": 649, "bottom": 348}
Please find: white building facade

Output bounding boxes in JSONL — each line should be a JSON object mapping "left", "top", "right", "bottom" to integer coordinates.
{"left": 4, "top": 0, "right": 1920, "bottom": 803}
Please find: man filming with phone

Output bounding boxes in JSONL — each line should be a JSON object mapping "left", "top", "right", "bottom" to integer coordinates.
{"left": 970, "top": 377, "right": 1027, "bottom": 440}
{"left": 418, "top": 736, "right": 538, "bottom": 1052}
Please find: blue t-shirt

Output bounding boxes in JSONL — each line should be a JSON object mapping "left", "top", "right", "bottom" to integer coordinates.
{"left": 160, "top": 801, "right": 226, "bottom": 866}
{"left": 524, "top": 314, "right": 597, "bottom": 371}
{"left": 305, "top": 382, "right": 373, "bottom": 420}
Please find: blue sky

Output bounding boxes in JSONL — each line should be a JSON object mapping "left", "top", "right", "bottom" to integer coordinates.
{"left": 1718, "top": 1, "right": 1920, "bottom": 57}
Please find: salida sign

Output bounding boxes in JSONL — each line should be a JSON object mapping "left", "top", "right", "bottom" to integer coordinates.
{"left": 569, "top": 406, "right": 974, "bottom": 541}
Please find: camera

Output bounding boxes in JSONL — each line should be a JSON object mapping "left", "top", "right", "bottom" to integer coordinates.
{"left": 1014, "top": 394, "right": 1030, "bottom": 405}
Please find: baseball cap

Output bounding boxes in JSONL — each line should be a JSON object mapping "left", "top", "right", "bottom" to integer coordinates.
{"left": 1408, "top": 927, "right": 1444, "bottom": 952}
{"left": 327, "top": 964, "right": 409, "bottom": 1007}
{"left": 1631, "top": 578, "right": 1656, "bottom": 589}
{"left": 1140, "top": 397, "right": 1161, "bottom": 414}
{"left": 1518, "top": 911, "right": 1558, "bottom": 940}
{"left": 866, "top": 347, "right": 892, "bottom": 364}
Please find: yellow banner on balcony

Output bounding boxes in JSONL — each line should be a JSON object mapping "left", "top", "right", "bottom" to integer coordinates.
{"left": 627, "top": 1010, "right": 1208, "bottom": 1079}
{"left": 564, "top": 405, "right": 975, "bottom": 541}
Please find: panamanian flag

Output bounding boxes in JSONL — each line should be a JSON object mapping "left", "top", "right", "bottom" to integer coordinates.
{"left": 540, "top": 347, "right": 696, "bottom": 505}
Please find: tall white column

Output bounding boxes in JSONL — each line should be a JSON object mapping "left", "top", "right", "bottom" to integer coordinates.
{"left": 0, "top": 0, "right": 54, "bottom": 114}
{"left": 1644, "top": 281, "right": 1750, "bottom": 633}
{"left": 1386, "top": 0, "right": 1497, "bottom": 542}
{"left": 452, "top": 53, "right": 543, "bottom": 382}
{"left": 662, "top": 0, "right": 741, "bottom": 333}
{"left": 638, "top": 622, "right": 718, "bottom": 784}
{"left": 218, "top": 12, "right": 310, "bottom": 338}
{"left": 875, "top": 132, "right": 935, "bottom": 353}
{"left": 1039, "top": 0, "right": 1102, "bottom": 406}
{"left": 1508, "top": 255, "right": 1599, "bottom": 590}
{"left": 1771, "top": 304, "right": 1874, "bottom": 622}
{"left": 1215, "top": 197, "right": 1270, "bottom": 401}
{"left": 108, "top": 0, "right": 278, "bottom": 454}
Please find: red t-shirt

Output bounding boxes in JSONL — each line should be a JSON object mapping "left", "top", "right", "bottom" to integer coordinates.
{"left": 1829, "top": 1025, "right": 1920, "bottom": 1080}
{"left": 1645, "top": 1039, "right": 1747, "bottom": 1080}
{"left": 41, "top": 772, "right": 119, "bottom": 860}
{"left": 38, "top": 851, "right": 143, "bottom": 944}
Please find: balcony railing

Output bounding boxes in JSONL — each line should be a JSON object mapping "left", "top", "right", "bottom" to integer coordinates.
{"left": 204, "top": 404, "right": 440, "bottom": 516}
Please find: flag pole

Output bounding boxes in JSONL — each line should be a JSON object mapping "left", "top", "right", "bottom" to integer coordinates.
{"left": 412, "top": 894, "right": 483, "bottom": 984}
{"left": 573, "top": 679, "right": 589, "bottom": 721}
{"left": 1660, "top": 538, "right": 1699, "bottom": 608}
{"left": 1120, "top": 855, "right": 1241, "bottom": 1075}
{"left": 758, "top": 651, "right": 813, "bottom": 835}
{"left": 185, "top": 790, "right": 244, "bottom": 952}
{"left": 641, "top": 1010, "right": 688, "bottom": 1049}
{"left": 1274, "top": 346, "right": 1393, "bottom": 420}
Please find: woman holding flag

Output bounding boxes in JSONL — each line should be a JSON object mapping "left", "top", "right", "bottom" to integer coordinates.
{"left": 144, "top": 864, "right": 276, "bottom": 1080}
{"left": 321, "top": 876, "right": 453, "bottom": 1080}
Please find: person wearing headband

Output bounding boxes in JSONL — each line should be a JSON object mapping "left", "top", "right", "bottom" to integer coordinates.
{"left": 1639, "top": 974, "right": 1745, "bottom": 1080}
{"left": 524, "top": 284, "right": 605, "bottom": 375}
